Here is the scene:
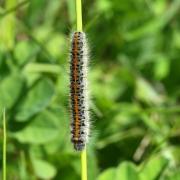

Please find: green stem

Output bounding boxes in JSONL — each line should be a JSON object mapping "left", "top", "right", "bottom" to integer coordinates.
{"left": 81, "top": 148, "right": 87, "bottom": 180}
{"left": 76, "top": 0, "right": 83, "bottom": 31}
{"left": 75, "top": 1, "right": 87, "bottom": 180}
{"left": 3, "top": 108, "right": 6, "bottom": 180}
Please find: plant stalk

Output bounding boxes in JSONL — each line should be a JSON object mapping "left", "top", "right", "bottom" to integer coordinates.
{"left": 3, "top": 108, "right": 6, "bottom": 180}
{"left": 76, "top": 0, "right": 83, "bottom": 31}
{"left": 81, "top": 148, "right": 87, "bottom": 180}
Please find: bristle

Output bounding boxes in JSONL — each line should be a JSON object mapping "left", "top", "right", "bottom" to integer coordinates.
{"left": 69, "top": 31, "right": 90, "bottom": 151}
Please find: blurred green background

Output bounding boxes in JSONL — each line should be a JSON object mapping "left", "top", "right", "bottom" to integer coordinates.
{"left": 0, "top": 0, "right": 180, "bottom": 179}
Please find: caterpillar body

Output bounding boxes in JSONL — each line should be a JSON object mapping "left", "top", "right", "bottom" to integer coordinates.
{"left": 70, "top": 31, "right": 90, "bottom": 151}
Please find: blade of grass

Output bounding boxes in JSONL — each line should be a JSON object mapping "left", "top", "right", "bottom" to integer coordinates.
{"left": 76, "top": 0, "right": 82, "bottom": 31}
{"left": 75, "top": 1, "right": 87, "bottom": 180}
{"left": 19, "top": 151, "right": 27, "bottom": 179}
{"left": 0, "top": 0, "right": 29, "bottom": 18}
{"left": 24, "top": 63, "right": 61, "bottom": 74}
{"left": 81, "top": 148, "right": 87, "bottom": 180}
{"left": 0, "top": 0, "right": 16, "bottom": 50}
{"left": 3, "top": 108, "right": 7, "bottom": 180}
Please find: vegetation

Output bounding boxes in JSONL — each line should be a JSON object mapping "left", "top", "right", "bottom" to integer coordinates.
{"left": 0, "top": 0, "right": 180, "bottom": 179}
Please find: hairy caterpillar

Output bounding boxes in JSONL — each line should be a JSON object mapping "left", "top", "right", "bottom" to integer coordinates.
{"left": 70, "top": 31, "right": 90, "bottom": 151}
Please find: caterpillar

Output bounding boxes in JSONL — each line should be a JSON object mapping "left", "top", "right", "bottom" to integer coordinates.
{"left": 70, "top": 31, "right": 90, "bottom": 151}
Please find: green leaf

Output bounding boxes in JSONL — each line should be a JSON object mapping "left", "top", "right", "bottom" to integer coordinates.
{"left": 32, "top": 159, "right": 57, "bottom": 179}
{"left": 14, "top": 41, "right": 36, "bottom": 65}
{"left": 43, "top": 106, "right": 70, "bottom": 153}
{"left": 97, "top": 168, "right": 116, "bottom": 180}
{"left": 97, "top": 162, "right": 140, "bottom": 180}
{"left": 167, "top": 171, "right": 180, "bottom": 180}
{"left": 96, "top": 0, "right": 112, "bottom": 13}
{"left": 0, "top": 74, "right": 24, "bottom": 110}
{"left": 117, "top": 162, "right": 140, "bottom": 180}
{"left": 46, "top": 34, "right": 66, "bottom": 59}
{"left": 13, "top": 110, "right": 60, "bottom": 144}
{"left": 16, "top": 78, "right": 54, "bottom": 121}
{"left": 135, "top": 77, "right": 163, "bottom": 105}
{"left": 140, "top": 155, "right": 168, "bottom": 180}
{"left": 154, "top": 55, "right": 170, "bottom": 80}
{"left": 0, "top": 0, "right": 16, "bottom": 50}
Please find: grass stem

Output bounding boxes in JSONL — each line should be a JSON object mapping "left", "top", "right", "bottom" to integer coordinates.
{"left": 3, "top": 108, "right": 6, "bottom": 180}
{"left": 76, "top": 0, "right": 83, "bottom": 31}
{"left": 81, "top": 148, "right": 87, "bottom": 180}
{"left": 75, "top": 1, "right": 87, "bottom": 180}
